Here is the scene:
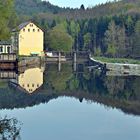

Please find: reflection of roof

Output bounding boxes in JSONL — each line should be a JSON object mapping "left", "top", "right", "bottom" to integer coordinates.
{"left": 10, "top": 81, "right": 43, "bottom": 94}
{"left": 12, "top": 21, "right": 31, "bottom": 32}
{"left": 0, "top": 41, "right": 11, "bottom": 45}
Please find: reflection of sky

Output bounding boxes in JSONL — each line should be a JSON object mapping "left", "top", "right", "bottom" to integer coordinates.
{"left": 1, "top": 97, "right": 140, "bottom": 140}
{"left": 47, "top": 0, "right": 114, "bottom": 8}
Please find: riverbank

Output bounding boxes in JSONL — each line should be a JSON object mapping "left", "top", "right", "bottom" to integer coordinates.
{"left": 93, "top": 57, "right": 140, "bottom": 65}
{"left": 90, "top": 57, "right": 140, "bottom": 76}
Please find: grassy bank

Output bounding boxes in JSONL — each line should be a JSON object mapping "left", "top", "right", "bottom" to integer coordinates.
{"left": 93, "top": 57, "right": 140, "bottom": 64}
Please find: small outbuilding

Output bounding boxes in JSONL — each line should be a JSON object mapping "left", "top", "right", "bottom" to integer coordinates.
{"left": 0, "top": 41, "right": 14, "bottom": 54}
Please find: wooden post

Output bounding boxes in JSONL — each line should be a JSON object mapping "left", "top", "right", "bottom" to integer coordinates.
{"left": 74, "top": 52, "right": 76, "bottom": 63}
{"left": 73, "top": 52, "right": 77, "bottom": 72}
{"left": 58, "top": 52, "right": 61, "bottom": 71}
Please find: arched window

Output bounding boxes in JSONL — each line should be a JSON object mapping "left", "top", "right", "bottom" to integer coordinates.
{"left": 28, "top": 29, "right": 30, "bottom": 32}
{"left": 0, "top": 46, "right": 3, "bottom": 52}
{"left": 38, "top": 29, "right": 40, "bottom": 32}
{"left": 7, "top": 46, "right": 11, "bottom": 53}
{"left": 33, "top": 29, "right": 35, "bottom": 32}
{"left": 23, "top": 28, "right": 25, "bottom": 32}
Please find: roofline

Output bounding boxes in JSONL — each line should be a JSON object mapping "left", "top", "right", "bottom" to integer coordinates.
{"left": 12, "top": 21, "right": 44, "bottom": 33}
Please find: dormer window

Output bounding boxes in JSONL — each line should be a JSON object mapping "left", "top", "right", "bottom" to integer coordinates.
{"left": 30, "top": 24, "right": 33, "bottom": 27}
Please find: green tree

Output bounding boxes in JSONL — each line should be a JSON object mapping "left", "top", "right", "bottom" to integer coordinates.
{"left": 0, "top": 0, "right": 16, "bottom": 40}
{"left": 105, "top": 21, "right": 126, "bottom": 57}
{"left": 133, "top": 20, "right": 140, "bottom": 57}
{"left": 94, "top": 47, "right": 102, "bottom": 56}
{"left": 84, "top": 33, "right": 92, "bottom": 50}
{"left": 46, "top": 26, "right": 74, "bottom": 52}
{"left": 104, "top": 21, "right": 117, "bottom": 57}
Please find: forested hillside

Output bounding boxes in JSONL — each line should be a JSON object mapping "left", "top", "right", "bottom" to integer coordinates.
{"left": 15, "top": 0, "right": 63, "bottom": 15}
{"left": 0, "top": 0, "right": 17, "bottom": 39}
{"left": 0, "top": 0, "right": 140, "bottom": 58}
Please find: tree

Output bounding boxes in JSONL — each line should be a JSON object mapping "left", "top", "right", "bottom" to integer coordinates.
{"left": 104, "top": 21, "right": 117, "bottom": 57}
{"left": 80, "top": 4, "right": 85, "bottom": 10}
{"left": 104, "top": 21, "right": 126, "bottom": 57}
{"left": 133, "top": 20, "right": 140, "bottom": 57}
{"left": 84, "top": 33, "right": 92, "bottom": 50}
{"left": 0, "top": 0, "right": 16, "bottom": 40}
{"left": 46, "top": 26, "right": 74, "bottom": 52}
{"left": 94, "top": 47, "right": 102, "bottom": 56}
{"left": 0, "top": 117, "right": 21, "bottom": 140}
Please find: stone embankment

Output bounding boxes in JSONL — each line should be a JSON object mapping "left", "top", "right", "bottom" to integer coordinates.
{"left": 106, "top": 63, "right": 140, "bottom": 76}
{"left": 90, "top": 57, "right": 140, "bottom": 76}
{"left": 18, "top": 56, "right": 44, "bottom": 67}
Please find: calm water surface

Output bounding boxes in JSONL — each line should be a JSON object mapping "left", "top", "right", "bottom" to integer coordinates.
{"left": 0, "top": 63, "right": 140, "bottom": 140}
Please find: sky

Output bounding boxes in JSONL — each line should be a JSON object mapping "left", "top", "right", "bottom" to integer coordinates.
{"left": 46, "top": 0, "right": 114, "bottom": 8}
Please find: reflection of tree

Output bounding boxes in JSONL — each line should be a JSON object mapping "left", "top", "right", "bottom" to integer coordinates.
{"left": 44, "top": 64, "right": 73, "bottom": 91}
{"left": 0, "top": 116, "right": 21, "bottom": 140}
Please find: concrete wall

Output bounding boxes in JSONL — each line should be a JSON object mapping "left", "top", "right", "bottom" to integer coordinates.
{"left": 106, "top": 63, "right": 140, "bottom": 75}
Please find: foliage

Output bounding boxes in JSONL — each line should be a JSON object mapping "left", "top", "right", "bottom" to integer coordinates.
{"left": 46, "top": 25, "right": 73, "bottom": 52}
{"left": 0, "top": 116, "right": 21, "bottom": 140}
{"left": 94, "top": 47, "right": 102, "bottom": 56}
{"left": 0, "top": 0, "right": 140, "bottom": 58}
{"left": 0, "top": 0, "right": 17, "bottom": 40}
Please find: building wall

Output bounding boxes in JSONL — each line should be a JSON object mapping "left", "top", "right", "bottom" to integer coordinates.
{"left": 18, "top": 23, "right": 44, "bottom": 56}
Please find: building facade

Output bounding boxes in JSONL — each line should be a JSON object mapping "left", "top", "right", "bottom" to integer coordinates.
{"left": 12, "top": 22, "right": 44, "bottom": 56}
{"left": 0, "top": 41, "right": 14, "bottom": 54}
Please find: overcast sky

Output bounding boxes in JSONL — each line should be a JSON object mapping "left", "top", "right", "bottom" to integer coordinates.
{"left": 46, "top": 0, "right": 114, "bottom": 8}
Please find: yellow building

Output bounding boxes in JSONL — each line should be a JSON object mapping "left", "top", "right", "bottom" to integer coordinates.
{"left": 12, "top": 21, "right": 44, "bottom": 56}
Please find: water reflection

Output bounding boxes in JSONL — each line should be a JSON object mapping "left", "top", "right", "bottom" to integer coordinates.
{"left": 0, "top": 63, "right": 140, "bottom": 116}
{"left": 0, "top": 62, "right": 140, "bottom": 140}
{"left": 18, "top": 67, "right": 44, "bottom": 93}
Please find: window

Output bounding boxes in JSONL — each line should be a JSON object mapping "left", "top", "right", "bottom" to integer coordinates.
{"left": 30, "top": 24, "right": 33, "bottom": 27}
{"left": 23, "top": 28, "right": 25, "bottom": 32}
{"left": 0, "top": 46, "right": 3, "bottom": 52}
{"left": 27, "top": 84, "right": 29, "bottom": 87}
{"left": 38, "top": 29, "right": 40, "bottom": 32}
{"left": 32, "top": 84, "right": 34, "bottom": 87}
{"left": 33, "top": 29, "right": 35, "bottom": 32}
{"left": 28, "top": 29, "right": 30, "bottom": 32}
{"left": 7, "top": 46, "right": 11, "bottom": 53}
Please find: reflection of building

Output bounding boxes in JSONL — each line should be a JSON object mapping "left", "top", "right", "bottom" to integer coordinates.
{"left": 12, "top": 21, "right": 44, "bottom": 56}
{"left": 10, "top": 67, "right": 44, "bottom": 94}
{"left": 18, "top": 68, "right": 44, "bottom": 93}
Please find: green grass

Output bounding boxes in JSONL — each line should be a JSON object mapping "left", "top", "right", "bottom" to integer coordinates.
{"left": 93, "top": 57, "right": 140, "bottom": 64}
{"left": 0, "top": 81, "right": 8, "bottom": 88}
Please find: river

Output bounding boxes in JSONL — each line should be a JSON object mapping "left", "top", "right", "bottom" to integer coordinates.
{"left": 0, "top": 63, "right": 140, "bottom": 140}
